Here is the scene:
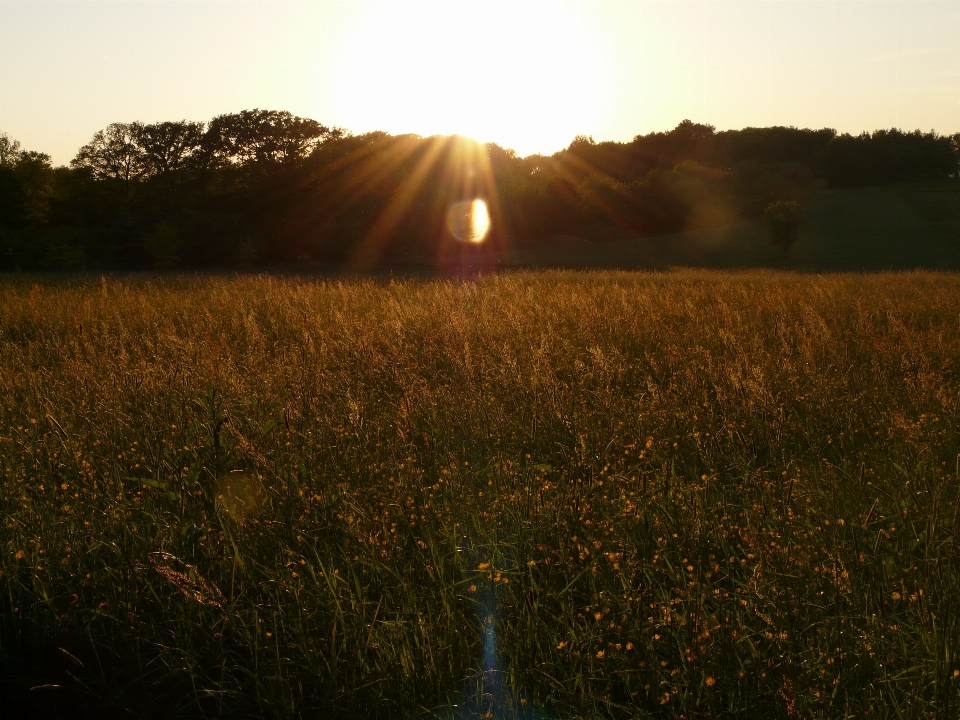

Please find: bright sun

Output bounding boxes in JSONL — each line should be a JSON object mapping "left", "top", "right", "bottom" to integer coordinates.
{"left": 326, "top": 1, "right": 611, "bottom": 157}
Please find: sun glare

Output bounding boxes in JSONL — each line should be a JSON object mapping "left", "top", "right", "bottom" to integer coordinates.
{"left": 326, "top": 2, "right": 611, "bottom": 156}
{"left": 447, "top": 199, "right": 491, "bottom": 244}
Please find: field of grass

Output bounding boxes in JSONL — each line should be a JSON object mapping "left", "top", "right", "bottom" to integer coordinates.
{"left": 512, "top": 180, "right": 960, "bottom": 272}
{"left": 1, "top": 271, "right": 959, "bottom": 719}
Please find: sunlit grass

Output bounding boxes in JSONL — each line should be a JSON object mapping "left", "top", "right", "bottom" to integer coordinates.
{"left": 1, "top": 270, "right": 959, "bottom": 718}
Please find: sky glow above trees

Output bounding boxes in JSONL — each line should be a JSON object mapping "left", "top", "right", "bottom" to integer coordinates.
{"left": 1, "top": 1, "right": 960, "bottom": 164}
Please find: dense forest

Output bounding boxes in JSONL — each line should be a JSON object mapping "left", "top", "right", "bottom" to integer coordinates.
{"left": 1, "top": 110, "right": 958, "bottom": 271}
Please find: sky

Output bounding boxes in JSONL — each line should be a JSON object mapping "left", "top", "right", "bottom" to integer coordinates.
{"left": 1, "top": 0, "right": 959, "bottom": 165}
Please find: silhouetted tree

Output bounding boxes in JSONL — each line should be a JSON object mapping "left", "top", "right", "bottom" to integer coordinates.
{"left": 568, "top": 135, "right": 596, "bottom": 150}
{"left": 5, "top": 113, "right": 959, "bottom": 272}
{"left": 72, "top": 122, "right": 149, "bottom": 195}
{"left": 763, "top": 200, "right": 805, "bottom": 252}
{"left": 0, "top": 166, "right": 25, "bottom": 231}
{"left": 205, "top": 109, "right": 339, "bottom": 168}
{"left": 708, "top": 126, "right": 835, "bottom": 169}
{"left": 138, "top": 120, "right": 207, "bottom": 175}
{"left": 819, "top": 129, "right": 956, "bottom": 186}
{"left": 10, "top": 151, "right": 54, "bottom": 225}
{"left": 630, "top": 120, "right": 716, "bottom": 172}
{"left": 0, "top": 137, "right": 74, "bottom": 270}
{"left": 0, "top": 132, "right": 22, "bottom": 166}
{"left": 0, "top": 134, "right": 53, "bottom": 229}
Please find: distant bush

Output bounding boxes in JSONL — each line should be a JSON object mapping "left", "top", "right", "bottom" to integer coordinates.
{"left": 763, "top": 200, "right": 806, "bottom": 251}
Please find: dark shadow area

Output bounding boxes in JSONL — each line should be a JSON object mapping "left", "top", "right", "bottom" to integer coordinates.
{"left": 1, "top": 118, "right": 958, "bottom": 274}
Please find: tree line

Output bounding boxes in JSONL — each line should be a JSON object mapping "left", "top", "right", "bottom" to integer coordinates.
{"left": 1, "top": 111, "right": 958, "bottom": 271}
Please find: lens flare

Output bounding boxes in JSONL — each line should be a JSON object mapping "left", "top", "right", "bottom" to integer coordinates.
{"left": 447, "top": 199, "right": 491, "bottom": 244}
{"left": 216, "top": 471, "right": 261, "bottom": 520}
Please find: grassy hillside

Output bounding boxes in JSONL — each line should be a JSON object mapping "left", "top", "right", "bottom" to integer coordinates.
{"left": 510, "top": 180, "right": 960, "bottom": 271}
{"left": 1, "top": 271, "right": 959, "bottom": 719}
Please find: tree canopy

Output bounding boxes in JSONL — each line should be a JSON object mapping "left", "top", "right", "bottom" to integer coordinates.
{"left": 1, "top": 114, "right": 958, "bottom": 271}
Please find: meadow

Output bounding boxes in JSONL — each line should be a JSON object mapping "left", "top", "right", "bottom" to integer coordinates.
{"left": 1, "top": 270, "right": 959, "bottom": 719}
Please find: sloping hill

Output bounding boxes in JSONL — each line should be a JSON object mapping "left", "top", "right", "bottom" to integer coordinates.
{"left": 507, "top": 180, "right": 960, "bottom": 271}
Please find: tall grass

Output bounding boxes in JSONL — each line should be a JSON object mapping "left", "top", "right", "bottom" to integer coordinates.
{"left": 1, "top": 270, "right": 959, "bottom": 719}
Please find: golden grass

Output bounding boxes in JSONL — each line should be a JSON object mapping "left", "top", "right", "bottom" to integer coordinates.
{"left": 1, "top": 270, "right": 959, "bottom": 718}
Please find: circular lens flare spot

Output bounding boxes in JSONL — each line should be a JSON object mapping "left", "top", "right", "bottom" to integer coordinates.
{"left": 217, "top": 471, "right": 261, "bottom": 520}
{"left": 447, "top": 199, "right": 490, "bottom": 244}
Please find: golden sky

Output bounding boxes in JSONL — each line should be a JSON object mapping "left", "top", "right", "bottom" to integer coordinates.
{"left": 2, "top": 0, "right": 959, "bottom": 164}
